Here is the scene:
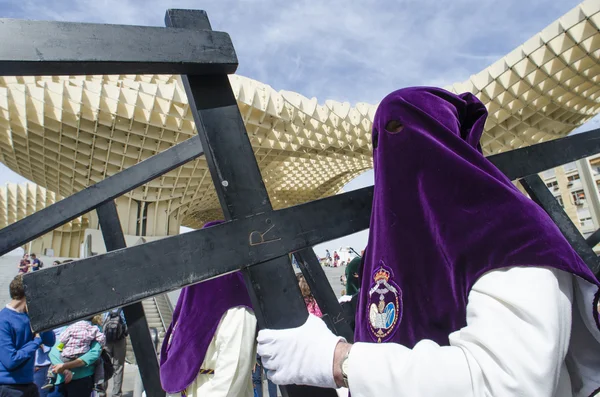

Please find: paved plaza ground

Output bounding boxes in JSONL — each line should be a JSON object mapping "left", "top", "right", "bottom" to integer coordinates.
{"left": 0, "top": 253, "right": 348, "bottom": 396}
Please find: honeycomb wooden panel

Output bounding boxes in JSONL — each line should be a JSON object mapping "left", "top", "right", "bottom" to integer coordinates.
{"left": 0, "top": 183, "right": 83, "bottom": 228}
{"left": 0, "top": 0, "right": 598, "bottom": 233}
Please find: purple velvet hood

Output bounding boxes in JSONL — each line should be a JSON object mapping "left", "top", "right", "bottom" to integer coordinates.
{"left": 159, "top": 220, "right": 253, "bottom": 393}
{"left": 355, "top": 87, "right": 600, "bottom": 347}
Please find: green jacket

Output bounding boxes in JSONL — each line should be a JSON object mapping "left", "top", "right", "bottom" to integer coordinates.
{"left": 345, "top": 256, "right": 361, "bottom": 295}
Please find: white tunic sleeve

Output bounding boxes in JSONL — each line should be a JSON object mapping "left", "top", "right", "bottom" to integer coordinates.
{"left": 189, "top": 306, "right": 257, "bottom": 397}
{"left": 346, "top": 266, "right": 574, "bottom": 397}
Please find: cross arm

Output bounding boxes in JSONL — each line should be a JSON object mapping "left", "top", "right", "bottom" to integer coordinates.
{"left": 294, "top": 249, "right": 355, "bottom": 342}
{"left": 0, "top": 18, "right": 237, "bottom": 76}
{"left": 520, "top": 175, "right": 600, "bottom": 276}
{"left": 97, "top": 201, "right": 164, "bottom": 397}
{"left": 23, "top": 186, "right": 373, "bottom": 332}
{"left": 0, "top": 135, "right": 203, "bottom": 256}
{"left": 586, "top": 228, "right": 600, "bottom": 248}
{"left": 488, "top": 127, "right": 600, "bottom": 180}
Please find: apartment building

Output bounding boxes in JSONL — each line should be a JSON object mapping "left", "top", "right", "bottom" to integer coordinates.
{"left": 540, "top": 155, "right": 600, "bottom": 239}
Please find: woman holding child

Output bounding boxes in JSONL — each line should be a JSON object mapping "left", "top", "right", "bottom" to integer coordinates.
{"left": 46, "top": 315, "right": 105, "bottom": 397}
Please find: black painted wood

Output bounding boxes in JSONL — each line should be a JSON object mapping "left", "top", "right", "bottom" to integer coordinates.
{"left": 165, "top": 9, "right": 213, "bottom": 30}
{"left": 25, "top": 124, "right": 600, "bottom": 332}
{"left": 294, "top": 249, "right": 354, "bottom": 342}
{"left": 97, "top": 202, "right": 127, "bottom": 250}
{"left": 520, "top": 175, "right": 600, "bottom": 276}
{"left": 165, "top": 10, "right": 334, "bottom": 395}
{"left": 586, "top": 228, "right": 600, "bottom": 249}
{"left": 97, "top": 201, "right": 164, "bottom": 397}
{"left": 488, "top": 127, "right": 600, "bottom": 180}
{"left": 182, "top": 73, "right": 273, "bottom": 216}
{"left": 0, "top": 135, "right": 203, "bottom": 256}
{"left": 0, "top": 19, "right": 237, "bottom": 76}
{"left": 24, "top": 186, "right": 373, "bottom": 331}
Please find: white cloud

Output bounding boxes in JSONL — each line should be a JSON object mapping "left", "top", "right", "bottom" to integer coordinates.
{"left": 0, "top": 0, "right": 585, "bottom": 106}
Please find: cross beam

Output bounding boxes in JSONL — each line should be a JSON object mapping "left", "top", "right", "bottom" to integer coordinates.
{"left": 0, "top": 135, "right": 203, "bottom": 257}
{"left": 487, "top": 127, "right": 600, "bottom": 180}
{"left": 520, "top": 175, "right": 600, "bottom": 276}
{"left": 96, "top": 202, "right": 163, "bottom": 397}
{"left": 165, "top": 11, "right": 339, "bottom": 395}
{"left": 294, "top": 249, "right": 355, "bottom": 342}
{"left": 21, "top": 127, "right": 600, "bottom": 333}
{"left": 24, "top": 123, "right": 600, "bottom": 324}
{"left": 23, "top": 181, "right": 373, "bottom": 328}
{"left": 0, "top": 18, "right": 237, "bottom": 75}
{"left": 586, "top": 228, "right": 600, "bottom": 248}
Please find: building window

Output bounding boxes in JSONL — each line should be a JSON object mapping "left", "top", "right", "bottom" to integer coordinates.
{"left": 567, "top": 174, "right": 580, "bottom": 182}
{"left": 580, "top": 216, "right": 593, "bottom": 228}
{"left": 572, "top": 190, "right": 586, "bottom": 206}
{"left": 546, "top": 181, "right": 559, "bottom": 190}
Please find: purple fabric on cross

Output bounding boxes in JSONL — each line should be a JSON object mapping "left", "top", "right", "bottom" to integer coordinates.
{"left": 159, "top": 220, "right": 253, "bottom": 394}
{"left": 354, "top": 87, "right": 600, "bottom": 347}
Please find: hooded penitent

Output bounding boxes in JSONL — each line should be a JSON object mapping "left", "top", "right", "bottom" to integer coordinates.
{"left": 354, "top": 87, "right": 600, "bottom": 391}
{"left": 159, "top": 220, "right": 253, "bottom": 394}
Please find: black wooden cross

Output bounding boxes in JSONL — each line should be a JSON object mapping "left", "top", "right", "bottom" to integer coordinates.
{"left": 1, "top": 9, "right": 600, "bottom": 397}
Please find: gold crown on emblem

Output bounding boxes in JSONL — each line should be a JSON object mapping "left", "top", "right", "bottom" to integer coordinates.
{"left": 374, "top": 267, "right": 390, "bottom": 282}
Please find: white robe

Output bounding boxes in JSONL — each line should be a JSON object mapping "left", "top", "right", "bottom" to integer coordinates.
{"left": 345, "top": 267, "right": 600, "bottom": 397}
{"left": 167, "top": 307, "right": 257, "bottom": 397}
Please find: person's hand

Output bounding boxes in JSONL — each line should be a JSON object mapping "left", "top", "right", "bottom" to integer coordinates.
{"left": 52, "top": 363, "right": 66, "bottom": 374}
{"left": 63, "top": 370, "right": 73, "bottom": 384}
{"left": 257, "top": 314, "right": 344, "bottom": 388}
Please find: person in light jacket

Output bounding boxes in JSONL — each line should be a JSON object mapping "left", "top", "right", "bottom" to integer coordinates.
{"left": 160, "top": 221, "right": 257, "bottom": 397}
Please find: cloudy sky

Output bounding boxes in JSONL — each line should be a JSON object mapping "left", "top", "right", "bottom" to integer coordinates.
{"left": 1, "top": 0, "right": 598, "bottom": 255}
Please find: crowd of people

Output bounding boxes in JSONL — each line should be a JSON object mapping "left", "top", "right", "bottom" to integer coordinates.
{"left": 3, "top": 247, "right": 337, "bottom": 397}
{"left": 17, "top": 254, "right": 44, "bottom": 274}
{"left": 323, "top": 250, "right": 345, "bottom": 267}
{"left": 0, "top": 271, "right": 129, "bottom": 397}
{"left": 17, "top": 254, "right": 68, "bottom": 274}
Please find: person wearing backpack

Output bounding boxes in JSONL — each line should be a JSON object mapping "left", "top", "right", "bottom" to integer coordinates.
{"left": 99, "top": 309, "right": 127, "bottom": 397}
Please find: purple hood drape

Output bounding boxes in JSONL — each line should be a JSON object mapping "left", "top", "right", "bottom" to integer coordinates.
{"left": 159, "top": 220, "right": 253, "bottom": 393}
{"left": 355, "top": 87, "right": 600, "bottom": 347}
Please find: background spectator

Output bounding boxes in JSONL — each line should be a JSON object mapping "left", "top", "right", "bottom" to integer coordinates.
{"left": 296, "top": 273, "right": 322, "bottom": 317}
{"left": 99, "top": 309, "right": 127, "bottom": 397}
{"left": 47, "top": 328, "right": 102, "bottom": 397}
{"left": 18, "top": 255, "right": 29, "bottom": 274}
{"left": 29, "top": 255, "right": 42, "bottom": 272}
{"left": 0, "top": 275, "right": 56, "bottom": 396}
{"left": 344, "top": 254, "right": 362, "bottom": 296}
{"left": 34, "top": 328, "right": 63, "bottom": 397}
